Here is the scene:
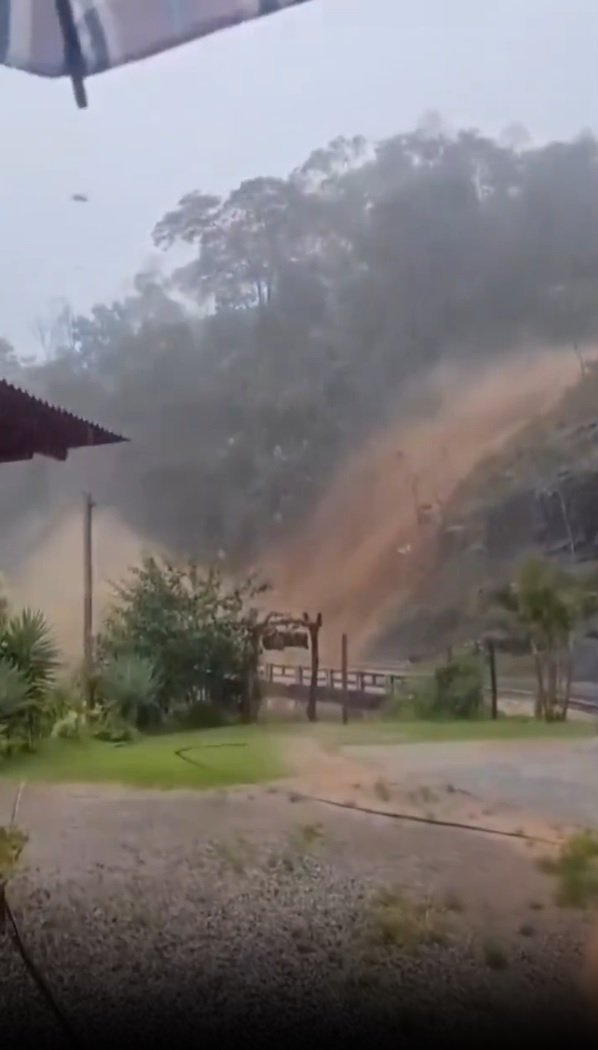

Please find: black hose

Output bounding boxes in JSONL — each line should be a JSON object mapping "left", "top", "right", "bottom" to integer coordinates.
{"left": 286, "top": 792, "right": 557, "bottom": 845}
{"left": 173, "top": 747, "right": 558, "bottom": 844}
{"left": 172, "top": 745, "right": 557, "bottom": 844}
{"left": 174, "top": 743, "right": 248, "bottom": 769}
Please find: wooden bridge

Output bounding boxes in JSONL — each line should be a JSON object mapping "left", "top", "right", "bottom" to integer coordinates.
{"left": 260, "top": 661, "right": 411, "bottom": 709}
{"left": 260, "top": 662, "right": 598, "bottom": 716}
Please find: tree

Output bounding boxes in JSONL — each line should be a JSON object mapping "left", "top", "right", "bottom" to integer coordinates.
{"left": 1, "top": 125, "right": 598, "bottom": 578}
{"left": 97, "top": 556, "right": 269, "bottom": 720}
{"left": 494, "top": 557, "right": 598, "bottom": 721}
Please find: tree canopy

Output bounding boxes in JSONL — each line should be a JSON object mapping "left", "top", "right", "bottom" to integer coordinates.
{"left": 3, "top": 124, "right": 598, "bottom": 567}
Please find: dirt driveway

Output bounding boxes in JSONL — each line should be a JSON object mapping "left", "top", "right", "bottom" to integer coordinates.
{"left": 1, "top": 736, "right": 597, "bottom": 1047}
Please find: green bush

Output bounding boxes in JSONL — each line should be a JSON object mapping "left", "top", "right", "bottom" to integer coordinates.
{"left": 385, "top": 655, "right": 484, "bottom": 721}
{"left": 100, "top": 652, "right": 161, "bottom": 729}
{"left": 0, "top": 661, "right": 32, "bottom": 754}
{"left": 0, "top": 608, "right": 60, "bottom": 697}
{"left": 0, "top": 608, "right": 60, "bottom": 751}
{"left": 97, "top": 556, "right": 266, "bottom": 719}
{"left": 384, "top": 676, "right": 438, "bottom": 720}
{"left": 171, "top": 699, "right": 231, "bottom": 730}
{"left": 433, "top": 654, "right": 484, "bottom": 719}
{"left": 51, "top": 707, "right": 88, "bottom": 741}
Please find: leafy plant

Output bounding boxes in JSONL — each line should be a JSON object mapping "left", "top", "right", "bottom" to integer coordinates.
{"left": 100, "top": 652, "right": 161, "bottom": 728}
{"left": 385, "top": 654, "right": 483, "bottom": 720}
{"left": 433, "top": 653, "right": 484, "bottom": 719}
{"left": 51, "top": 707, "right": 89, "bottom": 741}
{"left": 0, "top": 660, "right": 32, "bottom": 754}
{"left": 0, "top": 608, "right": 60, "bottom": 750}
{"left": 494, "top": 557, "right": 598, "bottom": 720}
{"left": 0, "top": 608, "right": 60, "bottom": 696}
{"left": 97, "top": 556, "right": 266, "bottom": 720}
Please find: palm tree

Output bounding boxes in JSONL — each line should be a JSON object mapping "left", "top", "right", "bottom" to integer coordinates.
{"left": 494, "top": 557, "right": 598, "bottom": 721}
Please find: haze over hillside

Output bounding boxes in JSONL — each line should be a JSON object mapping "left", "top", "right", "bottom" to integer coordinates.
{"left": 1, "top": 123, "right": 598, "bottom": 658}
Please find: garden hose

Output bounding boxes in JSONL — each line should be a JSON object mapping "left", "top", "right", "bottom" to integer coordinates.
{"left": 282, "top": 792, "right": 558, "bottom": 845}
{"left": 174, "top": 742, "right": 248, "bottom": 768}
{"left": 172, "top": 745, "right": 558, "bottom": 845}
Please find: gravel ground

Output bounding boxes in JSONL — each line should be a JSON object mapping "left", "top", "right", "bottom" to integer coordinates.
{"left": 1, "top": 764, "right": 596, "bottom": 1049}
{"left": 2, "top": 736, "right": 598, "bottom": 1046}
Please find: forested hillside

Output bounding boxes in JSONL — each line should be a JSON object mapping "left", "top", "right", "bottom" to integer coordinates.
{"left": 1, "top": 124, "right": 598, "bottom": 579}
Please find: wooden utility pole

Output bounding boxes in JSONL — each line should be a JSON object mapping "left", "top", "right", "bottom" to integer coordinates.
{"left": 487, "top": 638, "right": 498, "bottom": 720}
{"left": 83, "top": 492, "right": 94, "bottom": 701}
{"left": 341, "top": 633, "right": 349, "bottom": 725}
{"left": 306, "top": 612, "right": 322, "bottom": 723}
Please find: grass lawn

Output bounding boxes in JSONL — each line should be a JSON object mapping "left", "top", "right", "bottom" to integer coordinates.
{"left": 0, "top": 717, "right": 593, "bottom": 791}
{"left": 0, "top": 726, "right": 285, "bottom": 790}
{"left": 270, "top": 715, "right": 597, "bottom": 748}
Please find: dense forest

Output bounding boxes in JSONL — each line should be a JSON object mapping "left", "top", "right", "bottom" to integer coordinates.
{"left": 2, "top": 123, "right": 598, "bottom": 568}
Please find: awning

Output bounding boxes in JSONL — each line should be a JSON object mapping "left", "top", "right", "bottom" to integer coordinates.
{"left": 0, "top": 378, "right": 126, "bottom": 463}
{"left": 0, "top": 1, "right": 313, "bottom": 108}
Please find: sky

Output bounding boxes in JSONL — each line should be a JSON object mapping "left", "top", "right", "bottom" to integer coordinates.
{"left": 0, "top": 0, "right": 596, "bottom": 353}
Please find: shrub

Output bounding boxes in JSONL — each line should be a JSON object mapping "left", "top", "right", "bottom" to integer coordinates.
{"left": 51, "top": 707, "right": 89, "bottom": 741}
{"left": 385, "top": 654, "right": 484, "bottom": 720}
{"left": 171, "top": 699, "right": 231, "bottom": 731}
{"left": 0, "top": 660, "right": 32, "bottom": 754}
{"left": 384, "top": 676, "right": 438, "bottom": 720}
{"left": 100, "top": 652, "right": 161, "bottom": 729}
{"left": 98, "top": 556, "right": 266, "bottom": 718}
{"left": 0, "top": 608, "right": 60, "bottom": 750}
{"left": 433, "top": 653, "right": 484, "bottom": 719}
{"left": 0, "top": 608, "right": 60, "bottom": 698}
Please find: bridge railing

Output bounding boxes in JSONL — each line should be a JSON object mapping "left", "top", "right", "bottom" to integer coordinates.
{"left": 260, "top": 662, "right": 409, "bottom": 698}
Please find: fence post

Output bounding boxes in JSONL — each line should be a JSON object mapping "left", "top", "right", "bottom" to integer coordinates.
{"left": 487, "top": 639, "right": 498, "bottom": 720}
{"left": 341, "top": 633, "right": 348, "bottom": 724}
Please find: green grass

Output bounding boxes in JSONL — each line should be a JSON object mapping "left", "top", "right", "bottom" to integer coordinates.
{"left": 0, "top": 714, "right": 593, "bottom": 791}
{"left": 283, "top": 716, "right": 596, "bottom": 748}
{"left": 0, "top": 727, "right": 285, "bottom": 790}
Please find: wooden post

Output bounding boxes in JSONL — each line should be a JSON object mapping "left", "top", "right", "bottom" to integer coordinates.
{"left": 341, "top": 633, "right": 349, "bottom": 725}
{"left": 83, "top": 492, "right": 94, "bottom": 704}
{"left": 306, "top": 612, "right": 322, "bottom": 723}
{"left": 487, "top": 639, "right": 498, "bottom": 720}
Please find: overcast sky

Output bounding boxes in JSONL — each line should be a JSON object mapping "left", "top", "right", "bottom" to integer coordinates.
{"left": 0, "top": 0, "right": 595, "bottom": 353}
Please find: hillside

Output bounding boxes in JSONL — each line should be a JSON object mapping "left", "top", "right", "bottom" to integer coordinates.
{"left": 266, "top": 348, "right": 591, "bottom": 660}
{"left": 0, "top": 124, "right": 598, "bottom": 656}
{"left": 372, "top": 353, "right": 598, "bottom": 663}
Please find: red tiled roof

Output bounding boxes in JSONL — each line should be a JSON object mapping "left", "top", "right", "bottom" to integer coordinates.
{"left": 0, "top": 378, "right": 126, "bottom": 463}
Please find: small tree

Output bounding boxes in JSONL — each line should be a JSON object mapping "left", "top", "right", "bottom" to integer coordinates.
{"left": 97, "top": 556, "right": 268, "bottom": 720}
{"left": 494, "top": 557, "right": 598, "bottom": 721}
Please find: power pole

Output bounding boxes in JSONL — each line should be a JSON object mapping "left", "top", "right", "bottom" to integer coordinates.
{"left": 83, "top": 493, "right": 95, "bottom": 702}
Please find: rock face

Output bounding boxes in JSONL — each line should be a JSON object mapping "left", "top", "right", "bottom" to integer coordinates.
{"left": 475, "top": 469, "right": 598, "bottom": 564}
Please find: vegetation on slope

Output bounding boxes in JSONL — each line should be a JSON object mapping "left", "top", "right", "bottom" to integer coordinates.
{"left": 0, "top": 126, "right": 597, "bottom": 572}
